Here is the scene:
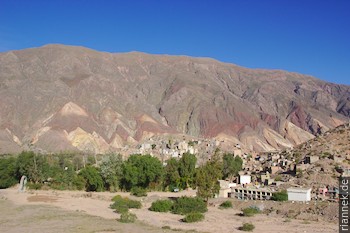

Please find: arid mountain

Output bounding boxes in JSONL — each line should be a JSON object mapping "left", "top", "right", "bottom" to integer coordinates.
{"left": 0, "top": 44, "right": 349, "bottom": 154}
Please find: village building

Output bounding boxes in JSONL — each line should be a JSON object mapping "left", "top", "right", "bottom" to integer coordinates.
{"left": 239, "top": 174, "right": 251, "bottom": 185}
{"left": 287, "top": 187, "right": 312, "bottom": 202}
{"left": 230, "top": 187, "right": 274, "bottom": 200}
{"left": 260, "top": 172, "right": 270, "bottom": 183}
{"left": 318, "top": 187, "right": 328, "bottom": 197}
{"left": 305, "top": 155, "right": 319, "bottom": 164}
{"left": 218, "top": 180, "right": 231, "bottom": 198}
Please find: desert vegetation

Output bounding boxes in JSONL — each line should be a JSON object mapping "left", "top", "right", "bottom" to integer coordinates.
{"left": 242, "top": 206, "right": 261, "bottom": 217}
{"left": 271, "top": 190, "right": 288, "bottom": 202}
{"left": 219, "top": 200, "right": 233, "bottom": 209}
{"left": 149, "top": 199, "right": 174, "bottom": 212}
{"left": 239, "top": 223, "right": 255, "bottom": 231}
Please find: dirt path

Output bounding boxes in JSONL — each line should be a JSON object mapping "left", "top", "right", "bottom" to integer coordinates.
{"left": 0, "top": 188, "right": 338, "bottom": 233}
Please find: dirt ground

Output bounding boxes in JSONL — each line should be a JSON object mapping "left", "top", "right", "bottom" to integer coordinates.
{"left": 0, "top": 187, "right": 338, "bottom": 233}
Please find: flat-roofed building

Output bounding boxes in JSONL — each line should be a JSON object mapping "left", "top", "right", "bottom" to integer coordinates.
{"left": 287, "top": 187, "right": 312, "bottom": 202}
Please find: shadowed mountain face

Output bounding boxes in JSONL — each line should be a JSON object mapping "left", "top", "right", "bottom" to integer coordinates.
{"left": 0, "top": 44, "right": 349, "bottom": 154}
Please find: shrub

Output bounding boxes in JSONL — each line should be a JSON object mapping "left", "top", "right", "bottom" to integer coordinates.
{"left": 110, "top": 195, "right": 128, "bottom": 213}
{"left": 182, "top": 212, "right": 204, "bottom": 223}
{"left": 149, "top": 199, "right": 173, "bottom": 212}
{"left": 110, "top": 195, "right": 141, "bottom": 213}
{"left": 172, "top": 196, "right": 207, "bottom": 215}
{"left": 118, "top": 211, "right": 137, "bottom": 223}
{"left": 127, "top": 199, "right": 142, "bottom": 209}
{"left": 219, "top": 200, "right": 233, "bottom": 209}
{"left": 112, "top": 195, "right": 123, "bottom": 202}
{"left": 111, "top": 202, "right": 129, "bottom": 214}
{"left": 27, "top": 182, "right": 43, "bottom": 190}
{"left": 131, "top": 187, "right": 147, "bottom": 197}
{"left": 242, "top": 207, "right": 260, "bottom": 217}
{"left": 296, "top": 169, "right": 303, "bottom": 178}
{"left": 239, "top": 223, "right": 255, "bottom": 231}
{"left": 274, "top": 175, "right": 282, "bottom": 181}
{"left": 272, "top": 190, "right": 288, "bottom": 202}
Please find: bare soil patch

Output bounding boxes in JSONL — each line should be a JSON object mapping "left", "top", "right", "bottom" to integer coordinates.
{"left": 27, "top": 195, "right": 59, "bottom": 203}
{"left": 0, "top": 188, "right": 338, "bottom": 233}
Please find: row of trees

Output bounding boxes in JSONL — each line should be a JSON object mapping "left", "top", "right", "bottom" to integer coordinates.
{"left": 0, "top": 150, "right": 243, "bottom": 200}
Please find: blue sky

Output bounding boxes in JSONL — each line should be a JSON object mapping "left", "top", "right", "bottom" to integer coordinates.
{"left": 0, "top": 0, "right": 349, "bottom": 84}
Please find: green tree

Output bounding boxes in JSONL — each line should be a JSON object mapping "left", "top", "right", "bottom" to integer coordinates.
{"left": 100, "top": 153, "right": 123, "bottom": 191}
{"left": 196, "top": 153, "right": 222, "bottom": 202}
{"left": 163, "top": 158, "right": 180, "bottom": 190}
{"left": 16, "top": 151, "right": 50, "bottom": 183}
{"left": 121, "top": 154, "right": 163, "bottom": 190}
{"left": 178, "top": 153, "right": 197, "bottom": 189}
{"left": 72, "top": 154, "right": 84, "bottom": 171}
{"left": 0, "top": 157, "right": 18, "bottom": 188}
{"left": 39, "top": 153, "right": 84, "bottom": 190}
{"left": 78, "top": 166, "right": 104, "bottom": 192}
{"left": 222, "top": 153, "right": 243, "bottom": 179}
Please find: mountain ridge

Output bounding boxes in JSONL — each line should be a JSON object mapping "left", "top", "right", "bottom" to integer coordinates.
{"left": 0, "top": 44, "right": 349, "bottom": 154}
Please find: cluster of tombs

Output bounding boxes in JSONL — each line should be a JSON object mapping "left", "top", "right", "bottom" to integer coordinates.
{"left": 219, "top": 171, "right": 346, "bottom": 202}
{"left": 218, "top": 175, "right": 313, "bottom": 202}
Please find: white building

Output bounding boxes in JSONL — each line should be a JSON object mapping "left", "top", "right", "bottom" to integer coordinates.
{"left": 239, "top": 175, "right": 251, "bottom": 185}
{"left": 218, "top": 180, "right": 231, "bottom": 198}
{"left": 287, "top": 187, "right": 312, "bottom": 202}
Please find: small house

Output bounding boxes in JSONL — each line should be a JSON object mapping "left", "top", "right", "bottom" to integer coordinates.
{"left": 305, "top": 156, "right": 319, "bottom": 164}
{"left": 318, "top": 187, "right": 328, "bottom": 196}
{"left": 287, "top": 187, "right": 312, "bottom": 202}
{"left": 260, "top": 172, "right": 270, "bottom": 183}
{"left": 239, "top": 175, "right": 251, "bottom": 185}
{"left": 218, "top": 180, "right": 231, "bottom": 198}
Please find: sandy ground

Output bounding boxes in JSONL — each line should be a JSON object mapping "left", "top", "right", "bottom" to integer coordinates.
{"left": 0, "top": 187, "right": 338, "bottom": 233}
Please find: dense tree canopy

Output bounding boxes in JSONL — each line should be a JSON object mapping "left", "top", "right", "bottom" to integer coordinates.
{"left": 222, "top": 153, "right": 243, "bottom": 180}
{"left": 196, "top": 154, "right": 222, "bottom": 201}
{"left": 178, "top": 152, "right": 197, "bottom": 189}
{"left": 121, "top": 154, "right": 163, "bottom": 190}
{"left": 0, "top": 157, "right": 18, "bottom": 188}
{"left": 100, "top": 153, "right": 123, "bottom": 191}
{"left": 163, "top": 158, "right": 181, "bottom": 191}
{"left": 79, "top": 166, "right": 104, "bottom": 192}
{"left": 16, "top": 151, "right": 50, "bottom": 183}
{"left": 0, "top": 149, "right": 242, "bottom": 196}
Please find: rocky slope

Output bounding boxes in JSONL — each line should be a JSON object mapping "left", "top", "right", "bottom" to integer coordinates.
{"left": 291, "top": 122, "right": 350, "bottom": 158}
{"left": 288, "top": 123, "right": 350, "bottom": 187}
{"left": 0, "top": 44, "right": 349, "bottom": 154}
